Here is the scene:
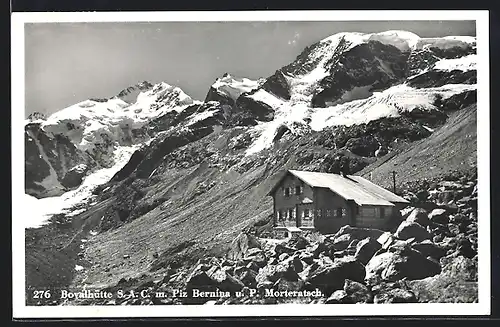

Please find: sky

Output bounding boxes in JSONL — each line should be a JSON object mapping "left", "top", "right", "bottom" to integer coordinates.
{"left": 24, "top": 20, "right": 476, "bottom": 117}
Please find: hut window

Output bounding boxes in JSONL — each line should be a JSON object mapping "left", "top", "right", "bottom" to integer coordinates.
{"left": 342, "top": 208, "right": 347, "bottom": 217}
{"left": 360, "top": 207, "right": 376, "bottom": 217}
{"left": 288, "top": 208, "right": 295, "bottom": 220}
{"left": 284, "top": 187, "right": 290, "bottom": 197}
{"left": 303, "top": 209, "right": 311, "bottom": 220}
{"left": 326, "top": 209, "right": 332, "bottom": 218}
{"left": 335, "top": 208, "right": 342, "bottom": 217}
{"left": 316, "top": 209, "right": 322, "bottom": 218}
{"left": 278, "top": 210, "right": 285, "bottom": 221}
{"left": 295, "top": 185, "right": 303, "bottom": 195}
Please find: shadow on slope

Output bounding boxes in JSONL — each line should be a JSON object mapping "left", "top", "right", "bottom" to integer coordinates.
{"left": 356, "top": 103, "right": 477, "bottom": 190}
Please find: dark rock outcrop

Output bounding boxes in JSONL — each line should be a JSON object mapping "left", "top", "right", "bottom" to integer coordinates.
{"left": 311, "top": 41, "right": 409, "bottom": 107}
{"left": 235, "top": 96, "right": 275, "bottom": 123}
{"left": 61, "top": 164, "right": 88, "bottom": 189}
{"left": 408, "top": 70, "right": 476, "bottom": 88}
{"left": 262, "top": 70, "right": 291, "bottom": 100}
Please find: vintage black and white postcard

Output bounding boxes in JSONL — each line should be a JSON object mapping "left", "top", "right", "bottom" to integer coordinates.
{"left": 11, "top": 10, "right": 491, "bottom": 318}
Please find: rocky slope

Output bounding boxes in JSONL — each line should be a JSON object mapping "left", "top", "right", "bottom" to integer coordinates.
{"left": 29, "top": 169, "right": 477, "bottom": 305}
{"left": 25, "top": 30, "right": 479, "bottom": 305}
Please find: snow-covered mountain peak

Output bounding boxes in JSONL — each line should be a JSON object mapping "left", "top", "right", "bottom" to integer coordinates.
{"left": 26, "top": 111, "right": 47, "bottom": 123}
{"left": 210, "top": 74, "right": 263, "bottom": 102}
{"left": 319, "top": 30, "right": 420, "bottom": 52}
{"left": 414, "top": 36, "right": 476, "bottom": 51}
{"left": 319, "top": 30, "right": 475, "bottom": 53}
{"left": 116, "top": 80, "right": 154, "bottom": 103}
{"left": 239, "top": 30, "right": 477, "bottom": 156}
{"left": 37, "top": 80, "right": 199, "bottom": 154}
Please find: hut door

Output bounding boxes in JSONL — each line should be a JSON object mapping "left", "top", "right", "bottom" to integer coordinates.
{"left": 296, "top": 204, "right": 301, "bottom": 227}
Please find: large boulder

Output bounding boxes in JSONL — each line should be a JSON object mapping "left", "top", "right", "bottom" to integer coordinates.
{"left": 61, "top": 164, "right": 88, "bottom": 189}
{"left": 272, "top": 278, "right": 304, "bottom": 292}
{"left": 285, "top": 234, "right": 310, "bottom": 250}
{"left": 343, "top": 279, "right": 373, "bottom": 303}
{"left": 365, "top": 245, "right": 441, "bottom": 284}
{"left": 255, "top": 258, "right": 301, "bottom": 288}
{"left": 373, "top": 287, "right": 417, "bottom": 303}
{"left": 407, "top": 255, "right": 478, "bottom": 303}
{"left": 235, "top": 269, "right": 258, "bottom": 288}
{"left": 376, "top": 232, "right": 395, "bottom": 250}
{"left": 455, "top": 234, "right": 476, "bottom": 259}
{"left": 274, "top": 243, "right": 297, "bottom": 257}
{"left": 428, "top": 208, "right": 449, "bottom": 225}
{"left": 305, "top": 256, "right": 365, "bottom": 296}
{"left": 355, "top": 237, "right": 382, "bottom": 265}
{"left": 406, "top": 208, "right": 430, "bottom": 227}
{"left": 331, "top": 234, "right": 353, "bottom": 251}
{"left": 411, "top": 240, "right": 447, "bottom": 260}
{"left": 394, "top": 220, "right": 431, "bottom": 242}
{"left": 243, "top": 248, "right": 268, "bottom": 268}
{"left": 185, "top": 264, "right": 244, "bottom": 294}
{"left": 206, "top": 266, "right": 245, "bottom": 292}
{"left": 333, "top": 225, "right": 385, "bottom": 242}
{"left": 325, "top": 290, "right": 351, "bottom": 304}
{"left": 345, "top": 136, "right": 380, "bottom": 157}
{"left": 227, "top": 232, "right": 261, "bottom": 261}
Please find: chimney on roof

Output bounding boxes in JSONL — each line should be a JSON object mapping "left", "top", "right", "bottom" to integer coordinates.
{"left": 340, "top": 162, "right": 350, "bottom": 177}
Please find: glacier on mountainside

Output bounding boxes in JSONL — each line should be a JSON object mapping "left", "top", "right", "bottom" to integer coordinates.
{"left": 212, "top": 74, "right": 263, "bottom": 102}
{"left": 433, "top": 54, "right": 477, "bottom": 72}
{"left": 320, "top": 30, "right": 475, "bottom": 53}
{"left": 241, "top": 31, "right": 476, "bottom": 155}
{"left": 245, "top": 83, "right": 477, "bottom": 155}
{"left": 41, "top": 82, "right": 201, "bottom": 153}
{"left": 24, "top": 145, "right": 140, "bottom": 228}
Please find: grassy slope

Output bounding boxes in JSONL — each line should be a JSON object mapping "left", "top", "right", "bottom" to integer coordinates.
{"left": 356, "top": 104, "right": 477, "bottom": 190}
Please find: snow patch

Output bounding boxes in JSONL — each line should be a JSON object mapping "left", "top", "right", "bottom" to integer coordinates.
{"left": 212, "top": 74, "right": 262, "bottom": 101}
{"left": 423, "top": 125, "right": 435, "bottom": 132}
{"left": 415, "top": 36, "right": 476, "bottom": 50}
{"left": 366, "top": 30, "right": 421, "bottom": 52}
{"left": 433, "top": 54, "right": 476, "bottom": 72}
{"left": 24, "top": 145, "right": 139, "bottom": 229}
{"left": 247, "top": 89, "right": 287, "bottom": 109}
